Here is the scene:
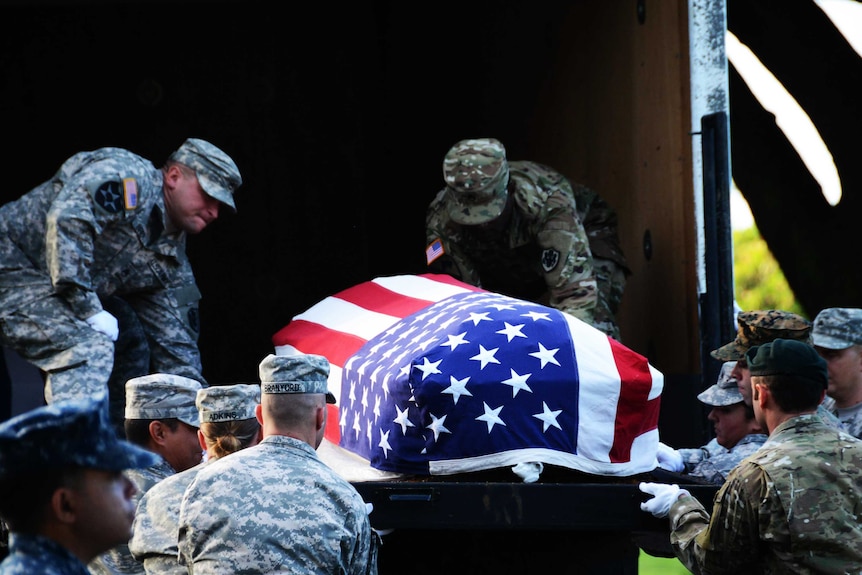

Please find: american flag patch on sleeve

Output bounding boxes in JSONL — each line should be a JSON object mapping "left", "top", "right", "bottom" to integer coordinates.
{"left": 425, "top": 238, "right": 445, "bottom": 264}
{"left": 123, "top": 178, "right": 138, "bottom": 210}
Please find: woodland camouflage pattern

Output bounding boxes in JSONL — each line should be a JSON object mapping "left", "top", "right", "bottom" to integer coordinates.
{"left": 177, "top": 435, "right": 378, "bottom": 574}
{"left": 427, "top": 158, "right": 629, "bottom": 339}
{"left": 669, "top": 415, "right": 862, "bottom": 573}
{"left": 711, "top": 310, "right": 811, "bottom": 361}
{"left": 0, "top": 146, "right": 210, "bottom": 408}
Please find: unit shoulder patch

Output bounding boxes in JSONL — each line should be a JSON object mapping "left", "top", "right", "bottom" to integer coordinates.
{"left": 91, "top": 178, "right": 140, "bottom": 214}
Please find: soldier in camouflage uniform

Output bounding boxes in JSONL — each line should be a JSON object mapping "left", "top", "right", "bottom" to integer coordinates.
{"left": 657, "top": 361, "right": 767, "bottom": 484}
{"left": 641, "top": 339, "right": 862, "bottom": 573}
{"left": 178, "top": 354, "right": 378, "bottom": 575}
{"left": 425, "top": 138, "right": 629, "bottom": 340}
{"left": 0, "top": 138, "right": 241, "bottom": 431}
{"left": 89, "top": 374, "right": 202, "bottom": 575}
{"left": 129, "top": 384, "right": 261, "bottom": 574}
{"left": 812, "top": 307, "right": 862, "bottom": 438}
{"left": 0, "top": 396, "right": 158, "bottom": 574}
{"left": 711, "top": 309, "right": 846, "bottom": 431}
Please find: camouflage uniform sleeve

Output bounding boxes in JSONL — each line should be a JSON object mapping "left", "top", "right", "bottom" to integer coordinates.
{"left": 536, "top": 187, "right": 597, "bottom": 326}
{"left": 669, "top": 462, "right": 766, "bottom": 574}
{"left": 45, "top": 153, "right": 139, "bottom": 319}
{"left": 425, "top": 189, "right": 480, "bottom": 285}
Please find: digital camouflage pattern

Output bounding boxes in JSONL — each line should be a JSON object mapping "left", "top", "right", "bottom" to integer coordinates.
{"left": 811, "top": 307, "right": 862, "bottom": 349}
{"left": 130, "top": 462, "right": 206, "bottom": 575}
{"left": 177, "top": 435, "right": 378, "bottom": 575}
{"left": 678, "top": 434, "right": 767, "bottom": 485}
{"left": 168, "top": 138, "right": 241, "bottom": 212}
{"left": 821, "top": 396, "right": 862, "bottom": 439}
{"left": 669, "top": 414, "right": 862, "bottom": 573}
{"left": 88, "top": 458, "right": 176, "bottom": 575}
{"left": 0, "top": 396, "right": 157, "bottom": 478}
{"left": 696, "top": 361, "right": 741, "bottom": 406}
{"left": 2, "top": 533, "right": 94, "bottom": 575}
{"left": 195, "top": 383, "right": 260, "bottom": 423}
{"left": 130, "top": 383, "right": 261, "bottom": 574}
{"left": 0, "top": 146, "right": 212, "bottom": 409}
{"left": 426, "top": 159, "right": 629, "bottom": 340}
{"left": 711, "top": 310, "right": 811, "bottom": 361}
{"left": 124, "top": 374, "right": 202, "bottom": 428}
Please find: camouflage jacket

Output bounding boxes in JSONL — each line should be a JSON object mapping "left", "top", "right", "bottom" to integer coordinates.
{"left": 678, "top": 433, "right": 768, "bottom": 485}
{"left": 426, "top": 161, "right": 627, "bottom": 331}
{"left": 89, "top": 458, "right": 176, "bottom": 575}
{"left": 1, "top": 533, "right": 91, "bottom": 575}
{"left": 0, "top": 147, "right": 204, "bottom": 382}
{"left": 130, "top": 461, "right": 207, "bottom": 575}
{"left": 821, "top": 396, "right": 862, "bottom": 439}
{"left": 178, "top": 435, "right": 378, "bottom": 575}
{"left": 668, "top": 415, "right": 862, "bottom": 574}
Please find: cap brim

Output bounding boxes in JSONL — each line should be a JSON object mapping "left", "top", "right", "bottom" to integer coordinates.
{"left": 100, "top": 440, "right": 160, "bottom": 471}
{"left": 197, "top": 172, "right": 237, "bottom": 212}
{"left": 709, "top": 340, "right": 747, "bottom": 361}
{"left": 811, "top": 333, "right": 852, "bottom": 350}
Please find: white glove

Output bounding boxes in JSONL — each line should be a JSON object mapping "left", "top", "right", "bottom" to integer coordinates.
{"left": 656, "top": 441, "right": 684, "bottom": 472}
{"left": 639, "top": 482, "right": 690, "bottom": 518}
{"left": 86, "top": 310, "right": 119, "bottom": 342}
{"left": 365, "top": 501, "right": 394, "bottom": 537}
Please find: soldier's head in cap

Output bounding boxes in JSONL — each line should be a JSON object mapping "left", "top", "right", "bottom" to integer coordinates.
{"left": 0, "top": 396, "right": 158, "bottom": 561}
{"left": 196, "top": 383, "right": 262, "bottom": 460}
{"left": 124, "top": 374, "right": 204, "bottom": 473}
{"left": 710, "top": 310, "right": 812, "bottom": 407}
{"left": 258, "top": 353, "right": 334, "bottom": 449}
{"left": 746, "top": 338, "right": 828, "bottom": 428}
{"left": 811, "top": 307, "right": 862, "bottom": 409}
{"left": 697, "top": 361, "right": 763, "bottom": 448}
{"left": 163, "top": 137, "right": 242, "bottom": 234}
{"left": 442, "top": 138, "right": 511, "bottom": 226}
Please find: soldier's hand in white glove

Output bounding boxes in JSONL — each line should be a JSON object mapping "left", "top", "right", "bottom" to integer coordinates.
{"left": 86, "top": 310, "right": 119, "bottom": 342}
{"left": 639, "top": 482, "right": 690, "bottom": 518}
{"left": 656, "top": 441, "right": 685, "bottom": 472}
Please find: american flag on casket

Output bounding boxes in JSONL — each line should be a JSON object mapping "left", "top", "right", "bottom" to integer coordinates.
{"left": 272, "top": 274, "right": 662, "bottom": 477}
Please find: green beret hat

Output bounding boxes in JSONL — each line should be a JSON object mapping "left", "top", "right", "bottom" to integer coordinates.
{"left": 745, "top": 338, "right": 827, "bottom": 386}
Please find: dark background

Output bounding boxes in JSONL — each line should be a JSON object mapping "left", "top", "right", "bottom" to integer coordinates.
{"left": 1, "top": 1, "right": 570, "bottom": 385}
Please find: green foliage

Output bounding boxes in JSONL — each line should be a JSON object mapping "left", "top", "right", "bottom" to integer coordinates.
{"left": 638, "top": 550, "right": 689, "bottom": 574}
{"left": 733, "top": 226, "right": 805, "bottom": 316}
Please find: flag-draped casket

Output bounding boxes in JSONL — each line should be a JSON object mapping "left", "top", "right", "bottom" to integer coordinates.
{"left": 272, "top": 274, "right": 662, "bottom": 478}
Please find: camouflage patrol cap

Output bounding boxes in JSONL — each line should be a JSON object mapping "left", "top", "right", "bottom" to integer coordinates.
{"left": 125, "top": 374, "right": 203, "bottom": 427}
{"left": 443, "top": 138, "right": 510, "bottom": 225}
{"left": 697, "top": 361, "right": 743, "bottom": 406}
{"left": 169, "top": 138, "right": 242, "bottom": 212}
{"left": 710, "top": 310, "right": 811, "bottom": 361}
{"left": 746, "top": 338, "right": 827, "bottom": 385}
{"left": 196, "top": 384, "right": 261, "bottom": 423}
{"left": 811, "top": 307, "right": 862, "bottom": 350}
{"left": 0, "top": 396, "right": 158, "bottom": 479}
{"left": 259, "top": 353, "right": 336, "bottom": 403}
